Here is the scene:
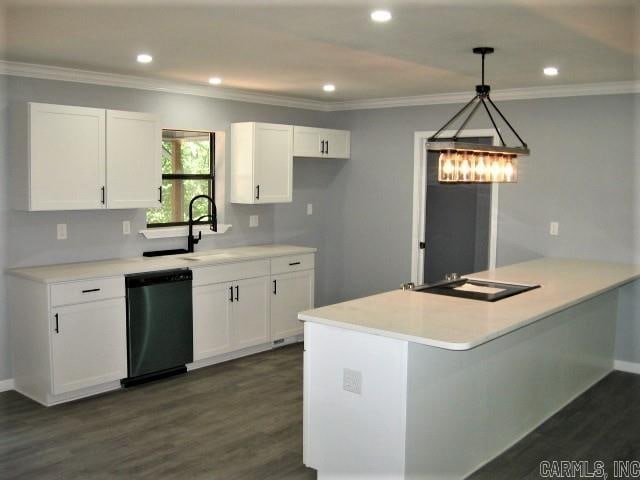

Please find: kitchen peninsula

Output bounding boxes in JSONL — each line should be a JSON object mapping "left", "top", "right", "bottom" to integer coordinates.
{"left": 300, "top": 258, "right": 640, "bottom": 479}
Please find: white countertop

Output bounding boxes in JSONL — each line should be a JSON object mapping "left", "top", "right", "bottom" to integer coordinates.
{"left": 8, "top": 244, "right": 316, "bottom": 283}
{"left": 299, "top": 258, "right": 640, "bottom": 351}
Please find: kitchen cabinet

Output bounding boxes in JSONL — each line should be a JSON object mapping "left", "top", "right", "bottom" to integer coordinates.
{"left": 22, "top": 103, "right": 106, "bottom": 210}
{"left": 51, "top": 298, "right": 127, "bottom": 395}
{"left": 9, "top": 274, "right": 127, "bottom": 406}
{"left": 293, "top": 126, "right": 350, "bottom": 159}
{"left": 13, "top": 103, "right": 161, "bottom": 211}
{"left": 271, "top": 269, "right": 314, "bottom": 340}
{"left": 233, "top": 277, "right": 270, "bottom": 349}
{"left": 230, "top": 122, "right": 293, "bottom": 204}
{"left": 192, "top": 259, "right": 271, "bottom": 361}
{"left": 106, "top": 110, "right": 162, "bottom": 209}
{"left": 193, "top": 282, "right": 233, "bottom": 360}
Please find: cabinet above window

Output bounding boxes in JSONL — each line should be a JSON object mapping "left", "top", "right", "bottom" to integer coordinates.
{"left": 11, "top": 103, "right": 161, "bottom": 211}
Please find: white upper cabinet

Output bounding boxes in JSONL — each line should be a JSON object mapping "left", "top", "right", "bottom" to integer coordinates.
{"left": 230, "top": 122, "right": 293, "bottom": 204}
{"left": 293, "top": 126, "right": 350, "bottom": 159}
{"left": 27, "top": 103, "right": 106, "bottom": 211}
{"left": 15, "top": 103, "right": 161, "bottom": 211}
{"left": 106, "top": 110, "right": 161, "bottom": 209}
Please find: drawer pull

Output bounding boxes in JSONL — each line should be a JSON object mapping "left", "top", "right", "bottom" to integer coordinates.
{"left": 273, "top": 280, "right": 277, "bottom": 295}
{"left": 229, "top": 286, "right": 234, "bottom": 303}
{"left": 54, "top": 313, "right": 59, "bottom": 333}
{"left": 82, "top": 288, "right": 101, "bottom": 293}
{"left": 288, "top": 261, "right": 301, "bottom": 266}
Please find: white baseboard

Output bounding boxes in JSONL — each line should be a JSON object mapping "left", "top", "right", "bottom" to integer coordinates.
{"left": 614, "top": 360, "right": 640, "bottom": 375}
{"left": 0, "top": 378, "right": 15, "bottom": 392}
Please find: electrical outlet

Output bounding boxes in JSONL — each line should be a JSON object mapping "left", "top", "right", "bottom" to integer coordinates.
{"left": 343, "top": 368, "right": 362, "bottom": 395}
{"left": 550, "top": 221, "right": 559, "bottom": 236}
{"left": 122, "top": 221, "right": 131, "bottom": 235}
{"left": 307, "top": 203, "right": 313, "bottom": 215}
{"left": 249, "top": 215, "right": 259, "bottom": 228}
{"left": 56, "top": 223, "right": 67, "bottom": 240}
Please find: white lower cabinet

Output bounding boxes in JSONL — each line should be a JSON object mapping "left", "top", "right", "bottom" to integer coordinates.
{"left": 51, "top": 298, "right": 127, "bottom": 395}
{"left": 271, "top": 270, "right": 314, "bottom": 340}
{"left": 193, "top": 282, "right": 233, "bottom": 360}
{"left": 233, "top": 276, "right": 270, "bottom": 349}
{"left": 193, "top": 275, "right": 270, "bottom": 360}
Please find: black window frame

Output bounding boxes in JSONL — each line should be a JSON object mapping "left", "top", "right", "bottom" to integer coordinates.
{"left": 146, "top": 130, "right": 216, "bottom": 228}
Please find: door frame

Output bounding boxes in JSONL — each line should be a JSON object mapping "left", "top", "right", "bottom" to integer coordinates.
{"left": 410, "top": 129, "right": 500, "bottom": 284}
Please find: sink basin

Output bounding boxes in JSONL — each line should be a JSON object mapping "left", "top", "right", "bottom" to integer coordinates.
{"left": 180, "top": 253, "right": 235, "bottom": 262}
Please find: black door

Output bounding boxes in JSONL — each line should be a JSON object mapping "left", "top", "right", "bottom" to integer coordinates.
{"left": 423, "top": 137, "right": 493, "bottom": 284}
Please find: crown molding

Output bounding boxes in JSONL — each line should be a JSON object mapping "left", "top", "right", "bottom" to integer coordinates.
{"left": 0, "top": 60, "right": 328, "bottom": 111}
{"left": 1, "top": 60, "right": 638, "bottom": 112}
{"left": 324, "top": 80, "right": 640, "bottom": 111}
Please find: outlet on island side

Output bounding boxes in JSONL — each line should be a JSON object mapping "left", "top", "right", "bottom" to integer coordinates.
{"left": 343, "top": 368, "right": 362, "bottom": 395}
{"left": 549, "top": 221, "right": 559, "bottom": 236}
{"left": 56, "top": 223, "right": 67, "bottom": 240}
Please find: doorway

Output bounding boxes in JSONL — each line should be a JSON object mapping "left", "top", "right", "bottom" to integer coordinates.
{"left": 411, "top": 130, "right": 499, "bottom": 285}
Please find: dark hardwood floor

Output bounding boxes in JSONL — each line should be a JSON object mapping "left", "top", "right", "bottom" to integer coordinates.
{"left": 468, "top": 370, "right": 640, "bottom": 480}
{"left": 1, "top": 344, "right": 638, "bottom": 479}
{"left": 0, "top": 344, "right": 316, "bottom": 480}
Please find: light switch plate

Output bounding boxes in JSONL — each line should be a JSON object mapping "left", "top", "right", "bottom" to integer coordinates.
{"left": 550, "top": 221, "right": 559, "bottom": 236}
{"left": 122, "top": 221, "right": 131, "bottom": 235}
{"left": 343, "top": 368, "right": 362, "bottom": 395}
{"left": 307, "top": 203, "right": 313, "bottom": 215}
{"left": 249, "top": 215, "right": 259, "bottom": 228}
{"left": 56, "top": 223, "right": 67, "bottom": 240}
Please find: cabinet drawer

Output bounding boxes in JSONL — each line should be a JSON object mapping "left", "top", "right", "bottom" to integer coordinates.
{"left": 192, "top": 260, "right": 269, "bottom": 287}
{"left": 271, "top": 254, "right": 315, "bottom": 275}
{"left": 50, "top": 277, "right": 125, "bottom": 307}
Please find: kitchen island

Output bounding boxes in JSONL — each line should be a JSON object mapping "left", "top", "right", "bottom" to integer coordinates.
{"left": 299, "top": 258, "right": 640, "bottom": 480}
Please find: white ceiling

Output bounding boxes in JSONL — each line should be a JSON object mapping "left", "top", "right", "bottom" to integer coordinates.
{"left": 3, "top": 0, "right": 639, "bottom": 102}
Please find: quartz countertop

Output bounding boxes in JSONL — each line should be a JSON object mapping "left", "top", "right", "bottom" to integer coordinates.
{"left": 298, "top": 258, "right": 640, "bottom": 351}
{"left": 8, "top": 244, "right": 316, "bottom": 283}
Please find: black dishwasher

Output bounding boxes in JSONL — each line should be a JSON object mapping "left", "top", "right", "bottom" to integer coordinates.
{"left": 123, "top": 269, "right": 193, "bottom": 386}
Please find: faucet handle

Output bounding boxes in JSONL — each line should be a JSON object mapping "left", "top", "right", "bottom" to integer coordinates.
{"left": 194, "top": 230, "right": 202, "bottom": 245}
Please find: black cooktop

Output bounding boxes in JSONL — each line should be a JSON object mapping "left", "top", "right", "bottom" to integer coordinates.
{"left": 415, "top": 277, "right": 540, "bottom": 302}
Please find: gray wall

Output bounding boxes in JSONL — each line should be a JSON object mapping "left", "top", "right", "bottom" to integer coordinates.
{"left": 1, "top": 73, "right": 639, "bottom": 381}
{"left": 0, "top": 76, "right": 338, "bottom": 381}
{"left": 323, "top": 94, "right": 640, "bottom": 363}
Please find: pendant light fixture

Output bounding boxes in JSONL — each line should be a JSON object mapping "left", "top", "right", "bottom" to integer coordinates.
{"left": 427, "top": 47, "right": 529, "bottom": 184}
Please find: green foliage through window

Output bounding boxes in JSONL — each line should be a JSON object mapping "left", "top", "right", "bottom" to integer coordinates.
{"left": 147, "top": 130, "right": 214, "bottom": 226}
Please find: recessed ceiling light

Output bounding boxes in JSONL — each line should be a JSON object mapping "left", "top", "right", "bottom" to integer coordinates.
{"left": 209, "top": 77, "right": 222, "bottom": 85}
{"left": 370, "top": 9, "right": 392, "bottom": 23}
{"left": 323, "top": 84, "right": 336, "bottom": 92}
{"left": 543, "top": 66, "right": 559, "bottom": 76}
{"left": 136, "top": 53, "right": 153, "bottom": 64}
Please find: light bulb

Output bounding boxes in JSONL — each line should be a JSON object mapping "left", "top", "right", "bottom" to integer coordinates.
{"left": 504, "top": 157, "right": 514, "bottom": 182}
{"left": 476, "top": 155, "right": 486, "bottom": 179}
{"left": 460, "top": 156, "right": 470, "bottom": 180}
{"left": 491, "top": 156, "right": 502, "bottom": 181}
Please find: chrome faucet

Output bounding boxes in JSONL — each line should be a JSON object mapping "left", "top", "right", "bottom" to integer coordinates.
{"left": 187, "top": 194, "right": 217, "bottom": 253}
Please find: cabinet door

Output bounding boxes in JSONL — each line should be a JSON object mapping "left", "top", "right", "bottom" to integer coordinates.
{"left": 51, "top": 298, "right": 126, "bottom": 395}
{"left": 324, "top": 129, "right": 351, "bottom": 159}
{"left": 271, "top": 270, "right": 314, "bottom": 340}
{"left": 106, "top": 110, "right": 161, "bottom": 209}
{"left": 29, "top": 103, "right": 106, "bottom": 211}
{"left": 254, "top": 123, "right": 293, "bottom": 203}
{"left": 232, "top": 276, "right": 270, "bottom": 349}
{"left": 293, "top": 126, "right": 322, "bottom": 157}
{"left": 193, "top": 282, "right": 233, "bottom": 360}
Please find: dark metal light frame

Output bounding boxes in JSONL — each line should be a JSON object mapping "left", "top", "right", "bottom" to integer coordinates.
{"left": 426, "top": 47, "right": 530, "bottom": 156}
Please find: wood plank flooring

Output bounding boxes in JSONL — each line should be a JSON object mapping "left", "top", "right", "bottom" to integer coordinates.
{"left": 1, "top": 344, "right": 638, "bottom": 479}
{"left": 0, "top": 344, "right": 316, "bottom": 480}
